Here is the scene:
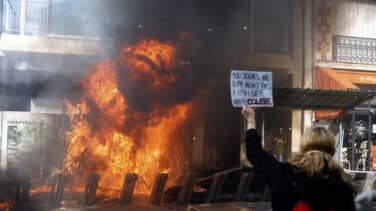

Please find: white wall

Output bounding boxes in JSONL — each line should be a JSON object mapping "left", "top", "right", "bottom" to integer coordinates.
{"left": 336, "top": 1, "right": 376, "bottom": 38}
{"left": 31, "top": 98, "right": 64, "bottom": 114}
{"left": 0, "top": 34, "right": 108, "bottom": 56}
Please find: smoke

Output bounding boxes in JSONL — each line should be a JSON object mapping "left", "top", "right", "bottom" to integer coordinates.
{"left": 0, "top": 0, "right": 255, "bottom": 187}
{"left": 0, "top": 0, "right": 118, "bottom": 101}
{"left": 1, "top": 0, "right": 226, "bottom": 96}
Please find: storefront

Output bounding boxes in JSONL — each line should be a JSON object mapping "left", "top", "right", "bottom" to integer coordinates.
{"left": 240, "top": 86, "right": 376, "bottom": 168}
{"left": 0, "top": 112, "right": 67, "bottom": 178}
{"left": 316, "top": 68, "right": 376, "bottom": 171}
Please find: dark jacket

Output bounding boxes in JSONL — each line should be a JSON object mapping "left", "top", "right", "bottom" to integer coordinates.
{"left": 246, "top": 129, "right": 355, "bottom": 211}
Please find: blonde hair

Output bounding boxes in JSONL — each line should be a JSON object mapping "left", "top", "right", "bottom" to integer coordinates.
{"left": 290, "top": 127, "right": 346, "bottom": 180}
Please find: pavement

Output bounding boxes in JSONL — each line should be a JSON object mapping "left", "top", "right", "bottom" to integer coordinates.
{"left": 46, "top": 202, "right": 271, "bottom": 211}
{"left": 26, "top": 191, "right": 272, "bottom": 211}
{"left": 30, "top": 194, "right": 186, "bottom": 211}
{"left": 187, "top": 202, "right": 271, "bottom": 211}
{"left": 49, "top": 204, "right": 185, "bottom": 211}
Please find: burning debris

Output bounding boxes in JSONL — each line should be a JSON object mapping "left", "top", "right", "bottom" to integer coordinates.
{"left": 63, "top": 38, "right": 193, "bottom": 197}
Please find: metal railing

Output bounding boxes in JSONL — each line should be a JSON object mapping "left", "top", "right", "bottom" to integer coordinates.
{"left": 3, "top": 0, "right": 48, "bottom": 35}
{"left": 333, "top": 35, "right": 376, "bottom": 65}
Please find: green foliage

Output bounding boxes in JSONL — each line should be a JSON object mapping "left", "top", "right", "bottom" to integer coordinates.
{"left": 14, "top": 122, "right": 55, "bottom": 146}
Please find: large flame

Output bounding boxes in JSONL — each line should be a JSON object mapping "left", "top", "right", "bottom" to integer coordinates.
{"left": 122, "top": 39, "right": 177, "bottom": 88}
{"left": 63, "top": 39, "right": 191, "bottom": 196}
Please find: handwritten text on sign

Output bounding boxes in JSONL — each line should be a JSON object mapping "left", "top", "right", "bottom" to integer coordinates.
{"left": 231, "top": 70, "right": 273, "bottom": 107}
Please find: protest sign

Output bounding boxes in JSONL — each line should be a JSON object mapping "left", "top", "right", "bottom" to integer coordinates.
{"left": 231, "top": 70, "right": 273, "bottom": 107}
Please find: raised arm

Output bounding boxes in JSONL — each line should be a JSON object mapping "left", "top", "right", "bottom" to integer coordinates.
{"left": 242, "top": 106, "right": 283, "bottom": 185}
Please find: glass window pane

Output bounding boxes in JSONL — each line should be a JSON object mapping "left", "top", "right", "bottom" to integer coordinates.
{"left": 49, "top": 0, "right": 104, "bottom": 37}
{"left": 343, "top": 114, "right": 372, "bottom": 171}
{"left": 24, "top": 0, "right": 48, "bottom": 35}
{"left": 253, "top": 0, "right": 290, "bottom": 53}
{"left": 3, "top": 0, "right": 21, "bottom": 33}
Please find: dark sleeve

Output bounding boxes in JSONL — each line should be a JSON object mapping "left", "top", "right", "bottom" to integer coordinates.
{"left": 337, "top": 183, "right": 356, "bottom": 211}
{"left": 245, "top": 129, "right": 283, "bottom": 186}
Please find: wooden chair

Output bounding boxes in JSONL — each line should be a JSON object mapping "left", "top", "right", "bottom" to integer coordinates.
{"left": 235, "top": 173, "right": 254, "bottom": 201}
{"left": 120, "top": 173, "right": 138, "bottom": 205}
{"left": 206, "top": 173, "right": 226, "bottom": 203}
{"left": 150, "top": 173, "right": 169, "bottom": 205}
{"left": 178, "top": 172, "right": 197, "bottom": 205}
{"left": 82, "top": 174, "right": 100, "bottom": 206}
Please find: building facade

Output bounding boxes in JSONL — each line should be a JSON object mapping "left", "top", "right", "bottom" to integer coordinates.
{"left": 314, "top": 0, "right": 376, "bottom": 172}
{"left": 238, "top": 0, "right": 314, "bottom": 166}
{"left": 0, "top": 0, "right": 109, "bottom": 177}
{"left": 0, "top": 0, "right": 347, "bottom": 173}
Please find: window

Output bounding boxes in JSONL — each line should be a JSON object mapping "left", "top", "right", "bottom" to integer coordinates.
{"left": 49, "top": 0, "right": 105, "bottom": 37}
{"left": 24, "top": 0, "right": 48, "bottom": 34}
{"left": 3, "top": 0, "right": 21, "bottom": 33}
{"left": 193, "top": 0, "right": 251, "bottom": 56}
{"left": 2, "top": 0, "right": 105, "bottom": 37}
{"left": 193, "top": 0, "right": 290, "bottom": 55}
{"left": 253, "top": 0, "right": 291, "bottom": 53}
{"left": 2, "top": 0, "right": 48, "bottom": 35}
{"left": 341, "top": 112, "right": 374, "bottom": 171}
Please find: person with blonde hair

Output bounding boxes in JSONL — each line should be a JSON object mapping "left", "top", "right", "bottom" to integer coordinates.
{"left": 242, "top": 105, "right": 355, "bottom": 211}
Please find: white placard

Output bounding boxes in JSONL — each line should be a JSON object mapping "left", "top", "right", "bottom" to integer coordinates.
{"left": 372, "top": 124, "right": 376, "bottom": 134}
{"left": 231, "top": 70, "right": 273, "bottom": 107}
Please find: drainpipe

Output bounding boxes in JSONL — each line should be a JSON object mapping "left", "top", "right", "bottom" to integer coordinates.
{"left": 0, "top": 0, "right": 3, "bottom": 34}
{"left": 312, "top": 0, "right": 317, "bottom": 122}
{"left": 301, "top": 0, "right": 306, "bottom": 134}
{"left": 312, "top": 0, "right": 317, "bottom": 89}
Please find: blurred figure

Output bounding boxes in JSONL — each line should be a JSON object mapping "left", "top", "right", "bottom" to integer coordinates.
{"left": 242, "top": 105, "right": 355, "bottom": 211}
{"left": 355, "top": 120, "right": 370, "bottom": 170}
{"left": 356, "top": 120, "right": 368, "bottom": 140}
{"left": 355, "top": 189, "right": 376, "bottom": 211}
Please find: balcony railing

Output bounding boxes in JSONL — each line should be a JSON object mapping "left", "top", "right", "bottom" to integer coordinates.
{"left": 333, "top": 35, "right": 376, "bottom": 65}
{"left": 3, "top": 0, "right": 48, "bottom": 35}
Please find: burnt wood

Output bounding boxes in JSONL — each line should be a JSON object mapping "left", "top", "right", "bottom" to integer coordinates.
{"left": 120, "top": 173, "right": 138, "bottom": 205}
{"left": 82, "top": 174, "right": 100, "bottom": 206}
{"left": 178, "top": 172, "right": 197, "bottom": 204}
{"left": 150, "top": 173, "right": 169, "bottom": 205}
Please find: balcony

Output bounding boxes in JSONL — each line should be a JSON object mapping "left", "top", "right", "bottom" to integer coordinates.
{"left": 333, "top": 35, "right": 376, "bottom": 65}
{"left": 3, "top": 0, "right": 47, "bottom": 35}
{"left": 1, "top": 0, "right": 107, "bottom": 56}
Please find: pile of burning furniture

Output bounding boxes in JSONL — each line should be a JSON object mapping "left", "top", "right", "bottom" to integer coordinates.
{"left": 0, "top": 167, "right": 272, "bottom": 210}
{"left": 47, "top": 169, "right": 261, "bottom": 207}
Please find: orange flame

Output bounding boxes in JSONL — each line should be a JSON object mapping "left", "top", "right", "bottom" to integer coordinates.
{"left": 121, "top": 39, "right": 178, "bottom": 88}
{"left": 29, "top": 184, "right": 51, "bottom": 196}
{"left": 0, "top": 200, "right": 13, "bottom": 211}
{"left": 83, "top": 60, "right": 127, "bottom": 127}
{"left": 63, "top": 39, "right": 190, "bottom": 196}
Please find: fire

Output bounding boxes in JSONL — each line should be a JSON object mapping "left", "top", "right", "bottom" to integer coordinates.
{"left": 0, "top": 200, "right": 14, "bottom": 211}
{"left": 83, "top": 60, "right": 127, "bottom": 127}
{"left": 29, "top": 184, "right": 51, "bottom": 195}
{"left": 122, "top": 40, "right": 177, "bottom": 88}
{"left": 63, "top": 39, "right": 191, "bottom": 196}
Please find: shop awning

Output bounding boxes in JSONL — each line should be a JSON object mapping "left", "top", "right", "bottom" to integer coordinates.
{"left": 316, "top": 68, "right": 376, "bottom": 90}
{"left": 274, "top": 88, "right": 376, "bottom": 110}
{"left": 314, "top": 68, "right": 376, "bottom": 120}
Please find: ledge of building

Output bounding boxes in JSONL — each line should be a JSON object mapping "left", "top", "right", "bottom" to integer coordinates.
{"left": 0, "top": 33, "right": 110, "bottom": 56}
{"left": 242, "top": 52, "right": 293, "bottom": 70}
{"left": 317, "top": 61, "right": 376, "bottom": 72}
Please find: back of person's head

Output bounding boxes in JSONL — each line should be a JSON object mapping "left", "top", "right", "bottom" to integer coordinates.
{"left": 291, "top": 127, "right": 345, "bottom": 179}
{"left": 301, "top": 127, "right": 336, "bottom": 156}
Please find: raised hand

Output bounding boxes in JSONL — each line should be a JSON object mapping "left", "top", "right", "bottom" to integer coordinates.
{"left": 242, "top": 105, "right": 256, "bottom": 129}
